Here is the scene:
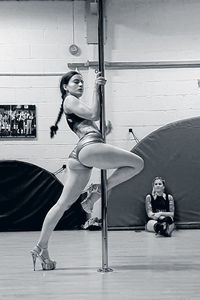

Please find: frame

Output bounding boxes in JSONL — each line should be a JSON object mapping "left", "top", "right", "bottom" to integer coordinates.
{"left": 0, "top": 105, "right": 36, "bottom": 138}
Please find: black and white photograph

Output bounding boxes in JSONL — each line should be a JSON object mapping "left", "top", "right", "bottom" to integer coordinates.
{"left": 0, "top": 1, "right": 200, "bottom": 299}
{"left": 0, "top": 105, "right": 36, "bottom": 138}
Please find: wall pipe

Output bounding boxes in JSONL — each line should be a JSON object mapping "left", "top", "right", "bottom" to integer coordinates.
{"left": 0, "top": 73, "right": 64, "bottom": 77}
{"left": 0, "top": 60, "right": 199, "bottom": 77}
{"left": 68, "top": 60, "right": 200, "bottom": 70}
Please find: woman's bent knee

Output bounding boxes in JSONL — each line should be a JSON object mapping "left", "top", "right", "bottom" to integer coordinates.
{"left": 146, "top": 220, "right": 156, "bottom": 232}
{"left": 133, "top": 156, "right": 144, "bottom": 174}
{"left": 138, "top": 157, "right": 144, "bottom": 171}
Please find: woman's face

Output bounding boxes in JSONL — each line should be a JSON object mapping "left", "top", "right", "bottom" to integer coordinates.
{"left": 153, "top": 179, "right": 165, "bottom": 193}
{"left": 65, "top": 74, "right": 84, "bottom": 98}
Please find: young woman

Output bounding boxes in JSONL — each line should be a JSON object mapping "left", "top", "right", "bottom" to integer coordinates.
{"left": 31, "top": 70, "right": 144, "bottom": 270}
{"left": 145, "top": 177, "right": 175, "bottom": 237}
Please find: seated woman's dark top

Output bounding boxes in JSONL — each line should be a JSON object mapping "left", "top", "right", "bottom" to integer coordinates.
{"left": 150, "top": 194, "right": 169, "bottom": 213}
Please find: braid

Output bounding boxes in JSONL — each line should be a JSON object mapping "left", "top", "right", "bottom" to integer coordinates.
{"left": 50, "top": 70, "right": 80, "bottom": 139}
{"left": 50, "top": 100, "right": 64, "bottom": 138}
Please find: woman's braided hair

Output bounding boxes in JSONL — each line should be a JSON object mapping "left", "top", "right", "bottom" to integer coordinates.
{"left": 50, "top": 70, "right": 80, "bottom": 138}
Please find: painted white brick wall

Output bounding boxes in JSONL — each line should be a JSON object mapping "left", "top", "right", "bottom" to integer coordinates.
{"left": 0, "top": 0, "right": 92, "bottom": 184}
{"left": 106, "top": 0, "right": 200, "bottom": 61}
{"left": 105, "top": 0, "right": 200, "bottom": 151}
{"left": 0, "top": 0, "right": 200, "bottom": 197}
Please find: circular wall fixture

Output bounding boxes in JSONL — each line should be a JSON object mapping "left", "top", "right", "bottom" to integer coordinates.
{"left": 69, "top": 44, "right": 79, "bottom": 55}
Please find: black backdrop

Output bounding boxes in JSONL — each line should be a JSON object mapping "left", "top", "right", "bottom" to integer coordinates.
{"left": 108, "top": 117, "right": 200, "bottom": 229}
{"left": 0, "top": 160, "right": 87, "bottom": 231}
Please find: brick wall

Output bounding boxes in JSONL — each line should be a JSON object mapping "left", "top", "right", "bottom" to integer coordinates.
{"left": 104, "top": 0, "right": 200, "bottom": 151}
{"left": 0, "top": 0, "right": 200, "bottom": 193}
{"left": 0, "top": 0, "right": 90, "bottom": 182}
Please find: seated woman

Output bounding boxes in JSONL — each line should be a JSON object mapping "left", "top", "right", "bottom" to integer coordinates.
{"left": 145, "top": 177, "right": 175, "bottom": 237}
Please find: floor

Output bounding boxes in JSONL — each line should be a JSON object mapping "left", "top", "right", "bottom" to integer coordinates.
{"left": 0, "top": 229, "right": 200, "bottom": 300}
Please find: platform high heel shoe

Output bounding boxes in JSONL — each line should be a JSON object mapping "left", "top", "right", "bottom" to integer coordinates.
{"left": 30, "top": 244, "right": 56, "bottom": 271}
{"left": 81, "top": 184, "right": 101, "bottom": 214}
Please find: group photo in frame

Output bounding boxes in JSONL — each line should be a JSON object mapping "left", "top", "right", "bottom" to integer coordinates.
{"left": 0, "top": 105, "right": 36, "bottom": 138}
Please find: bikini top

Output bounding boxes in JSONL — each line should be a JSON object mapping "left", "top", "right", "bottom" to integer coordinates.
{"left": 65, "top": 112, "right": 100, "bottom": 138}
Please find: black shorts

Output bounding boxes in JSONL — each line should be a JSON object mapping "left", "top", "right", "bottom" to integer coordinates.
{"left": 69, "top": 131, "right": 104, "bottom": 167}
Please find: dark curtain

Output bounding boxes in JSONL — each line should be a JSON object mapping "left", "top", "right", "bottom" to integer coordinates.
{"left": 0, "top": 160, "right": 87, "bottom": 231}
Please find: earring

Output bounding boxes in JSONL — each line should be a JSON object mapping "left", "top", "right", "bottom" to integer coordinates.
{"left": 63, "top": 84, "right": 68, "bottom": 92}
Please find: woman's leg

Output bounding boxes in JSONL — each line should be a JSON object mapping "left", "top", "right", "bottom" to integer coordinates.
{"left": 146, "top": 220, "right": 175, "bottom": 236}
{"left": 146, "top": 220, "right": 157, "bottom": 232}
{"left": 79, "top": 143, "right": 144, "bottom": 210}
{"left": 36, "top": 159, "right": 92, "bottom": 256}
{"left": 79, "top": 143, "right": 143, "bottom": 186}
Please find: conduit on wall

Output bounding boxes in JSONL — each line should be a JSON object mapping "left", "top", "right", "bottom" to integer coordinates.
{"left": 1, "top": 60, "right": 200, "bottom": 77}
{"left": 68, "top": 60, "right": 200, "bottom": 70}
{"left": 0, "top": 73, "right": 64, "bottom": 76}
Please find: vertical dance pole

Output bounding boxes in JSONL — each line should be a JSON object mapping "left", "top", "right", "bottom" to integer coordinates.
{"left": 97, "top": 0, "right": 113, "bottom": 273}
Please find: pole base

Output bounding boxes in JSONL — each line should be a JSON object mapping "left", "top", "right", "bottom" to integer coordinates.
{"left": 97, "top": 267, "right": 113, "bottom": 273}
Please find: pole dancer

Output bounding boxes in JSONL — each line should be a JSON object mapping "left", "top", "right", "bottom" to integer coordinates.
{"left": 30, "top": 13, "right": 144, "bottom": 275}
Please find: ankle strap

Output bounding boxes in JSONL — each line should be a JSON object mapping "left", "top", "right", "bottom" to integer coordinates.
{"left": 37, "top": 244, "right": 48, "bottom": 250}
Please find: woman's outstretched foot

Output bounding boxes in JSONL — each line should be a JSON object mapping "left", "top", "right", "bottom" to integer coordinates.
{"left": 81, "top": 184, "right": 101, "bottom": 214}
{"left": 30, "top": 244, "right": 56, "bottom": 271}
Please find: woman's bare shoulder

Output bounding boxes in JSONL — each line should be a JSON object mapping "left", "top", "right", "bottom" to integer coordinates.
{"left": 63, "top": 95, "right": 77, "bottom": 114}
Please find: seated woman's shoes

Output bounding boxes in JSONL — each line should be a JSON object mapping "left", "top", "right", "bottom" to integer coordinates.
{"left": 154, "top": 222, "right": 164, "bottom": 235}
{"left": 156, "top": 217, "right": 174, "bottom": 237}
{"left": 81, "top": 184, "right": 101, "bottom": 214}
{"left": 30, "top": 245, "right": 56, "bottom": 271}
{"left": 154, "top": 222, "right": 171, "bottom": 237}
{"left": 161, "top": 223, "right": 172, "bottom": 237}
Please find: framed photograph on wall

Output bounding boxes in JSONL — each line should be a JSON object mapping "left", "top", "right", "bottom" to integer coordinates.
{"left": 0, "top": 105, "right": 36, "bottom": 138}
